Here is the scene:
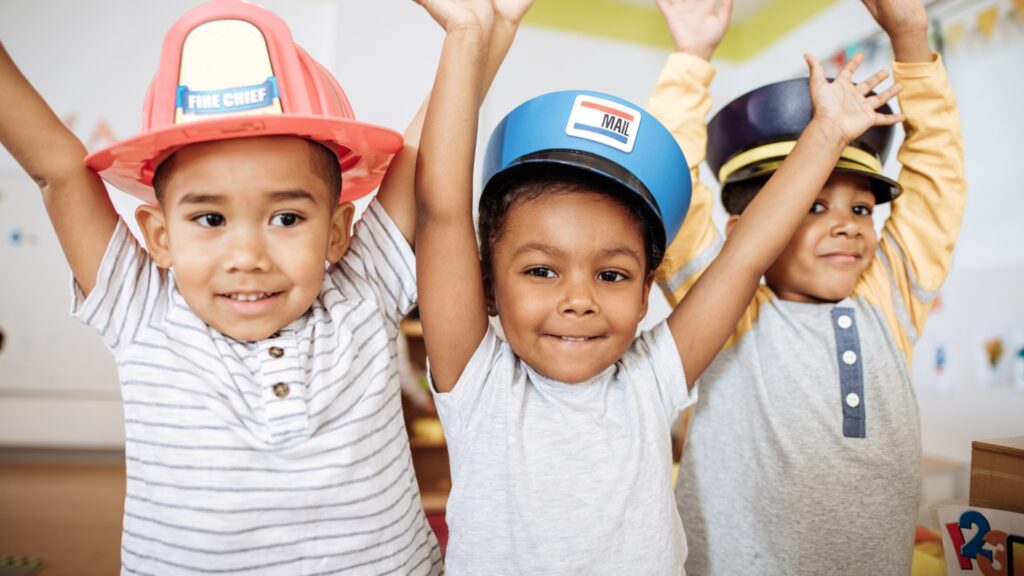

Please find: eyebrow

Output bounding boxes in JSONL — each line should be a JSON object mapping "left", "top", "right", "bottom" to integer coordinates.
{"left": 513, "top": 243, "right": 564, "bottom": 258}
{"left": 600, "top": 246, "right": 643, "bottom": 264}
{"left": 177, "top": 189, "right": 319, "bottom": 206}
{"left": 512, "top": 242, "right": 642, "bottom": 264}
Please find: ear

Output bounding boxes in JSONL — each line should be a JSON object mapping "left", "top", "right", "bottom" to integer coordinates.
{"left": 725, "top": 214, "right": 740, "bottom": 237}
{"left": 135, "top": 204, "right": 173, "bottom": 269}
{"left": 484, "top": 276, "right": 499, "bottom": 317}
{"left": 326, "top": 201, "right": 355, "bottom": 263}
{"left": 639, "top": 273, "right": 655, "bottom": 319}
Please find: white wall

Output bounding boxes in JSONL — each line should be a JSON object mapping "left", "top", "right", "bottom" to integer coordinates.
{"left": 1, "top": 0, "right": 1021, "bottom": 460}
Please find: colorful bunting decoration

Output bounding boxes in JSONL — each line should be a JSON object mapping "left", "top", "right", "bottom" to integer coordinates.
{"left": 977, "top": 5, "right": 999, "bottom": 38}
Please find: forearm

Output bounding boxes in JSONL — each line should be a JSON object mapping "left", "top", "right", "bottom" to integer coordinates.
{"left": 378, "top": 13, "right": 522, "bottom": 243}
{"left": 0, "top": 41, "right": 116, "bottom": 295}
{"left": 647, "top": 53, "right": 721, "bottom": 304}
{"left": 415, "top": 24, "right": 491, "bottom": 392}
{"left": 882, "top": 56, "right": 964, "bottom": 294}
{"left": 417, "top": 28, "right": 488, "bottom": 219}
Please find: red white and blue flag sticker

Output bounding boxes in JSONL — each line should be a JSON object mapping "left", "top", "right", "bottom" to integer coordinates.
{"left": 565, "top": 95, "right": 641, "bottom": 153}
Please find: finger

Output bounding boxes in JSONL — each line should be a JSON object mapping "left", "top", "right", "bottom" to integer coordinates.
{"left": 837, "top": 52, "right": 864, "bottom": 83}
{"left": 719, "top": 0, "right": 734, "bottom": 20}
{"left": 804, "top": 53, "right": 823, "bottom": 80}
{"left": 867, "top": 83, "right": 903, "bottom": 108}
{"left": 856, "top": 69, "right": 889, "bottom": 95}
{"left": 874, "top": 112, "right": 906, "bottom": 126}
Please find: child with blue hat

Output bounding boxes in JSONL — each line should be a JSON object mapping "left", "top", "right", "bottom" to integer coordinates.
{"left": 413, "top": 0, "right": 905, "bottom": 572}
{"left": 0, "top": 0, "right": 533, "bottom": 572}
{"left": 647, "top": 0, "right": 966, "bottom": 574}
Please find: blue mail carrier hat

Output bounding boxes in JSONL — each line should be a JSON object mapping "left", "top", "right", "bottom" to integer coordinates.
{"left": 481, "top": 91, "right": 692, "bottom": 252}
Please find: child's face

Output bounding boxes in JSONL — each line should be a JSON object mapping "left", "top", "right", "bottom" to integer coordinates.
{"left": 489, "top": 190, "right": 653, "bottom": 384}
{"left": 136, "top": 136, "right": 352, "bottom": 341}
{"left": 762, "top": 172, "right": 879, "bottom": 303}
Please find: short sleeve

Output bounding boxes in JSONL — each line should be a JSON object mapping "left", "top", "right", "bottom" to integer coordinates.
{"left": 623, "top": 320, "right": 695, "bottom": 421}
{"left": 333, "top": 200, "right": 417, "bottom": 324}
{"left": 429, "top": 327, "right": 508, "bottom": 445}
{"left": 71, "top": 219, "right": 167, "bottom": 353}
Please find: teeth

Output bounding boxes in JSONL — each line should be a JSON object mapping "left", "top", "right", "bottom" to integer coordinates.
{"left": 227, "top": 292, "right": 273, "bottom": 302}
{"left": 561, "top": 336, "right": 590, "bottom": 342}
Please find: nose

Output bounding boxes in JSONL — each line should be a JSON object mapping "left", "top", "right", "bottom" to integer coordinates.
{"left": 558, "top": 276, "right": 599, "bottom": 317}
{"left": 830, "top": 211, "right": 863, "bottom": 238}
{"left": 222, "top": 226, "right": 272, "bottom": 272}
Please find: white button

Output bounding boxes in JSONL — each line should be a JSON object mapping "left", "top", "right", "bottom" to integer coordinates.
{"left": 837, "top": 315, "right": 852, "bottom": 329}
{"left": 842, "top": 350, "right": 858, "bottom": 365}
{"left": 846, "top": 392, "right": 861, "bottom": 407}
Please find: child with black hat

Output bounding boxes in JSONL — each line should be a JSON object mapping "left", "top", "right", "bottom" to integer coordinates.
{"left": 413, "top": 0, "right": 905, "bottom": 572}
{"left": 648, "top": 0, "right": 966, "bottom": 574}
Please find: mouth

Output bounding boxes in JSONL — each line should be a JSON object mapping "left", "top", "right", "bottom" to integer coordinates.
{"left": 820, "top": 251, "right": 861, "bottom": 264}
{"left": 547, "top": 334, "right": 603, "bottom": 343}
{"left": 221, "top": 291, "right": 280, "bottom": 302}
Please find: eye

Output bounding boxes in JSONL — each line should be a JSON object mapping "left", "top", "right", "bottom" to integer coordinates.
{"left": 810, "top": 201, "right": 826, "bottom": 214}
{"left": 270, "top": 213, "right": 303, "bottom": 227}
{"left": 597, "top": 270, "right": 628, "bottom": 282}
{"left": 853, "top": 204, "right": 874, "bottom": 216}
{"left": 193, "top": 213, "right": 225, "bottom": 228}
{"left": 526, "top": 267, "right": 556, "bottom": 279}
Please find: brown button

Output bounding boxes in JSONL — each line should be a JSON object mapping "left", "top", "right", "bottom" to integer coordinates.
{"left": 268, "top": 346, "right": 284, "bottom": 358}
{"left": 272, "top": 383, "right": 290, "bottom": 398}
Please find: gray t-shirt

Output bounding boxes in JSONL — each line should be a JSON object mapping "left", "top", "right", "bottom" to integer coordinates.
{"left": 432, "top": 321, "right": 696, "bottom": 575}
{"left": 676, "top": 296, "right": 921, "bottom": 576}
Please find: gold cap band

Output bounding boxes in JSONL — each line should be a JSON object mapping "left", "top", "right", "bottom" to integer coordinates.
{"left": 717, "top": 140, "right": 883, "bottom": 184}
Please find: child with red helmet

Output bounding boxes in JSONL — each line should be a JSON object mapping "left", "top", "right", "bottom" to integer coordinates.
{"left": 0, "top": 0, "right": 531, "bottom": 573}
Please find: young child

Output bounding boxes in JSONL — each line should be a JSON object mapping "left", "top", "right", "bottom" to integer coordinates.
{"left": 647, "top": 0, "right": 966, "bottom": 574}
{"left": 413, "top": 0, "right": 905, "bottom": 572}
{"left": 0, "top": 0, "right": 530, "bottom": 573}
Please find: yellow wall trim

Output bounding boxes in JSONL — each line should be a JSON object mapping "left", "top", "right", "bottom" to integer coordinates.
{"left": 522, "top": 0, "right": 840, "bottom": 62}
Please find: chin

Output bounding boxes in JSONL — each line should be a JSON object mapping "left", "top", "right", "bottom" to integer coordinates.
{"left": 211, "top": 321, "right": 278, "bottom": 342}
{"left": 809, "top": 283, "right": 857, "bottom": 303}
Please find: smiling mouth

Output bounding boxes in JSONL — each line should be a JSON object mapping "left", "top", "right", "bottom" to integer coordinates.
{"left": 820, "top": 253, "right": 861, "bottom": 263}
{"left": 549, "top": 335, "right": 602, "bottom": 343}
{"left": 221, "top": 292, "right": 280, "bottom": 302}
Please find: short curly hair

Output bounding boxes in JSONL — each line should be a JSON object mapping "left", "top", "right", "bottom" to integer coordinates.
{"left": 477, "top": 166, "right": 664, "bottom": 291}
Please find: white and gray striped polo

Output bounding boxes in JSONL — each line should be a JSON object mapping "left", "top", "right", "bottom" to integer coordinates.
{"left": 72, "top": 201, "right": 441, "bottom": 575}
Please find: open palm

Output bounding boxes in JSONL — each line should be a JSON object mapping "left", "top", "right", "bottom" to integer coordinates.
{"left": 656, "top": 0, "right": 733, "bottom": 59}
{"left": 806, "top": 53, "right": 905, "bottom": 143}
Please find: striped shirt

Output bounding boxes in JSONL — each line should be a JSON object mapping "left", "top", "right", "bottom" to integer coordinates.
{"left": 72, "top": 201, "right": 441, "bottom": 575}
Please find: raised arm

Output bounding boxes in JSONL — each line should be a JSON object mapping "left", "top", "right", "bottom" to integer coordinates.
{"left": 648, "top": 0, "right": 731, "bottom": 304}
{"left": 669, "top": 54, "right": 905, "bottom": 386}
{"left": 377, "top": 0, "right": 532, "bottom": 244}
{"left": 414, "top": 0, "right": 495, "bottom": 392}
{"left": 857, "top": 0, "right": 966, "bottom": 354}
{"left": 0, "top": 42, "right": 118, "bottom": 295}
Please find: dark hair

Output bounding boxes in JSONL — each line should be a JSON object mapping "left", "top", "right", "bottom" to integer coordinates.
{"left": 152, "top": 138, "right": 341, "bottom": 205}
{"left": 721, "top": 174, "right": 771, "bottom": 215}
{"left": 478, "top": 166, "right": 664, "bottom": 290}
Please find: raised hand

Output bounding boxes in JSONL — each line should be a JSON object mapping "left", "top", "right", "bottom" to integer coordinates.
{"left": 861, "top": 0, "right": 931, "bottom": 62}
{"left": 805, "top": 52, "right": 905, "bottom": 145}
{"left": 493, "top": 0, "right": 534, "bottom": 27}
{"left": 862, "top": 0, "right": 928, "bottom": 38}
{"left": 656, "top": 0, "right": 733, "bottom": 61}
{"left": 414, "top": 0, "right": 493, "bottom": 33}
